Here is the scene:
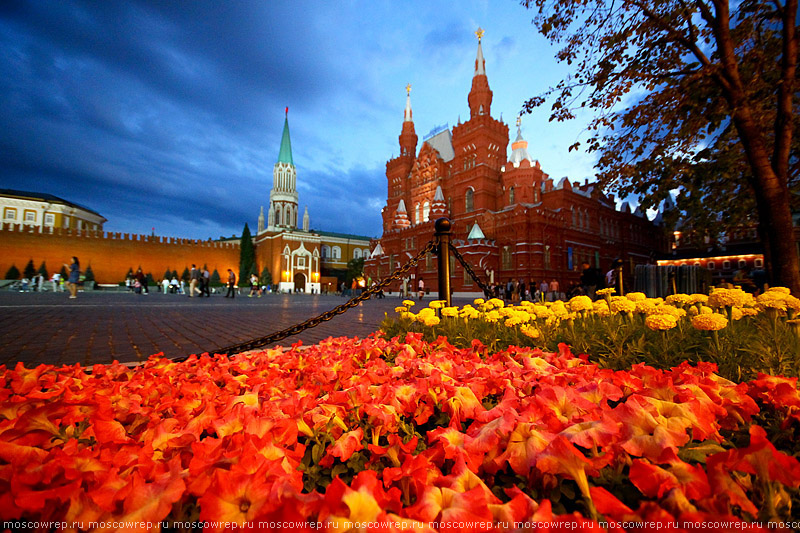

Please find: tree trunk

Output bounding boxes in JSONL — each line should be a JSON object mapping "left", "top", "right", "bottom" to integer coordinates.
{"left": 760, "top": 185, "right": 800, "bottom": 293}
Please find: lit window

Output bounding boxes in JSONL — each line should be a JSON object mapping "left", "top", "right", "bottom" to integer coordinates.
{"left": 24, "top": 211, "right": 36, "bottom": 222}
{"left": 354, "top": 248, "right": 362, "bottom": 259}
{"left": 707, "top": 261, "right": 715, "bottom": 270}
{"left": 321, "top": 245, "right": 329, "bottom": 258}
{"left": 297, "top": 256, "right": 306, "bottom": 268}
{"left": 44, "top": 213, "right": 55, "bottom": 226}
{"left": 722, "top": 260, "right": 731, "bottom": 270}
{"left": 423, "top": 201, "right": 430, "bottom": 222}
{"left": 738, "top": 259, "right": 747, "bottom": 268}
{"left": 332, "top": 246, "right": 341, "bottom": 260}
{"left": 415, "top": 203, "right": 420, "bottom": 225}
{"left": 3, "top": 208, "right": 15, "bottom": 220}
{"left": 754, "top": 258, "right": 764, "bottom": 268}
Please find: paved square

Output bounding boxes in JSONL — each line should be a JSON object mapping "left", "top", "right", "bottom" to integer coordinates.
{"left": 0, "top": 290, "right": 470, "bottom": 367}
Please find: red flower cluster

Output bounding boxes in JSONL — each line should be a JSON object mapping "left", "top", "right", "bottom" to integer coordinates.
{"left": 1, "top": 334, "right": 799, "bottom": 532}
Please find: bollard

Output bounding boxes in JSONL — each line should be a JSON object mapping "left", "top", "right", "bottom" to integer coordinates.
{"left": 616, "top": 264, "right": 624, "bottom": 296}
{"left": 435, "top": 217, "right": 452, "bottom": 307}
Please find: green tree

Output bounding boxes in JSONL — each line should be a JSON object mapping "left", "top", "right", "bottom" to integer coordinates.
{"left": 210, "top": 269, "right": 222, "bottom": 286}
{"left": 37, "top": 261, "right": 48, "bottom": 279}
{"left": 83, "top": 265, "right": 95, "bottom": 282}
{"left": 162, "top": 268, "right": 172, "bottom": 281}
{"left": 23, "top": 259, "right": 36, "bottom": 280}
{"left": 260, "top": 266, "right": 273, "bottom": 287}
{"left": 181, "top": 267, "right": 190, "bottom": 282}
{"left": 5, "top": 265, "right": 20, "bottom": 279}
{"left": 523, "top": 0, "right": 800, "bottom": 292}
{"left": 171, "top": 269, "right": 178, "bottom": 280}
{"left": 345, "top": 257, "right": 365, "bottom": 284}
{"left": 239, "top": 223, "right": 255, "bottom": 284}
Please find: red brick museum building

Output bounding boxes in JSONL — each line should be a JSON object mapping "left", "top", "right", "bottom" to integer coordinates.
{"left": 364, "top": 30, "right": 666, "bottom": 296}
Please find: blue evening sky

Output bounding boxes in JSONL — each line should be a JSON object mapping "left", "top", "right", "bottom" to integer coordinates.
{"left": 0, "top": 1, "right": 599, "bottom": 240}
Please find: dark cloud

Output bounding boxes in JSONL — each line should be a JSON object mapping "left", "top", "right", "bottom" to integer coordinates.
{"left": 0, "top": 0, "right": 366, "bottom": 239}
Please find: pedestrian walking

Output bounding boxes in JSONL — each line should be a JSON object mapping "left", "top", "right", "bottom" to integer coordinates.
{"left": 202, "top": 267, "right": 211, "bottom": 297}
{"left": 64, "top": 256, "right": 80, "bottom": 299}
{"left": 225, "top": 269, "right": 236, "bottom": 298}
{"left": 418, "top": 278, "right": 425, "bottom": 300}
{"left": 189, "top": 264, "right": 200, "bottom": 297}
{"left": 249, "top": 273, "right": 262, "bottom": 297}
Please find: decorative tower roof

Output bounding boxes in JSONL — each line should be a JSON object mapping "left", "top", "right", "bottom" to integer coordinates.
{"left": 467, "top": 222, "right": 486, "bottom": 240}
{"left": 302, "top": 206, "right": 310, "bottom": 231}
{"left": 258, "top": 205, "right": 265, "bottom": 233}
{"left": 399, "top": 84, "right": 418, "bottom": 157}
{"left": 510, "top": 116, "right": 534, "bottom": 168}
{"left": 393, "top": 199, "right": 411, "bottom": 229}
{"left": 277, "top": 107, "right": 293, "bottom": 165}
{"left": 430, "top": 185, "right": 448, "bottom": 217}
{"left": 468, "top": 28, "right": 493, "bottom": 119}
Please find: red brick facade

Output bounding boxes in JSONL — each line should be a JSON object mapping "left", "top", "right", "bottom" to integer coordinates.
{"left": 365, "top": 35, "right": 667, "bottom": 296}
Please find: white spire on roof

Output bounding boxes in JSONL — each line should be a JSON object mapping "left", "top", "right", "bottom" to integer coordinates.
{"left": 434, "top": 185, "right": 445, "bottom": 202}
{"left": 404, "top": 84, "right": 413, "bottom": 122}
{"left": 467, "top": 222, "right": 486, "bottom": 240}
{"left": 474, "top": 27, "right": 486, "bottom": 76}
{"left": 397, "top": 199, "right": 407, "bottom": 213}
{"left": 371, "top": 243, "right": 384, "bottom": 258}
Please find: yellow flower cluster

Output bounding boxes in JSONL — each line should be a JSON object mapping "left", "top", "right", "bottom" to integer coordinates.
{"left": 568, "top": 295, "right": 593, "bottom": 313}
{"left": 691, "top": 313, "right": 728, "bottom": 331}
{"left": 645, "top": 313, "right": 679, "bottom": 331}
{"left": 756, "top": 288, "right": 800, "bottom": 313}
{"left": 609, "top": 297, "right": 636, "bottom": 314}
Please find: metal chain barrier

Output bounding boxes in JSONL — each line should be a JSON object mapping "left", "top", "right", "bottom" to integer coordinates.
{"left": 214, "top": 239, "right": 438, "bottom": 356}
{"left": 448, "top": 242, "right": 493, "bottom": 298}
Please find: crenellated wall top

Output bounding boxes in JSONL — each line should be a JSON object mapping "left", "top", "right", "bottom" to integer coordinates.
{"left": 0, "top": 223, "right": 240, "bottom": 249}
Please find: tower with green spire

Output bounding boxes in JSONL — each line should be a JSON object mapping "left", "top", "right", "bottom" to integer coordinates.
{"left": 266, "top": 108, "right": 299, "bottom": 232}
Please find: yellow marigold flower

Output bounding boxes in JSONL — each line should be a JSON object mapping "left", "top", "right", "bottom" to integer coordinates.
{"left": 532, "top": 305, "right": 550, "bottom": 317}
{"left": 460, "top": 305, "right": 480, "bottom": 319}
{"left": 609, "top": 297, "right": 636, "bottom": 314}
{"left": 665, "top": 294, "right": 693, "bottom": 306}
{"left": 645, "top": 313, "right": 679, "bottom": 331}
{"left": 417, "top": 308, "right": 436, "bottom": 319}
{"left": 395, "top": 306, "right": 408, "bottom": 313}
{"left": 488, "top": 298, "right": 505, "bottom": 308}
{"left": 596, "top": 287, "right": 616, "bottom": 296}
{"left": 473, "top": 298, "right": 485, "bottom": 305}
{"left": 688, "top": 294, "right": 708, "bottom": 305}
{"left": 635, "top": 299, "right": 660, "bottom": 315}
{"left": 402, "top": 300, "right": 416, "bottom": 307}
{"left": 655, "top": 304, "right": 685, "bottom": 318}
{"left": 593, "top": 300, "right": 611, "bottom": 317}
{"left": 785, "top": 295, "right": 800, "bottom": 312}
{"left": 505, "top": 317, "right": 524, "bottom": 327}
{"left": 699, "top": 305, "right": 712, "bottom": 314}
{"left": 400, "top": 311, "right": 415, "bottom": 320}
{"left": 767, "top": 287, "right": 791, "bottom": 295}
{"left": 731, "top": 307, "right": 743, "bottom": 321}
{"left": 441, "top": 306, "right": 459, "bottom": 318}
{"left": 568, "top": 295, "right": 594, "bottom": 313}
{"left": 626, "top": 292, "right": 647, "bottom": 302}
{"left": 692, "top": 313, "right": 728, "bottom": 331}
{"left": 429, "top": 300, "right": 446, "bottom": 309}
{"left": 486, "top": 310, "right": 502, "bottom": 322}
{"left": 521, "top": 324, "right": 540, "bottom": 339}
{"left": 422, "top": 316, "right": 440, "bottom": 327}
{"left": 756, "top": 292, "right": 788, "bottom": 311}
{"left": 550, "top": 301, "right": 569, "bottom": 317}
{"left": 708, "top": 288, "right": 749, "bottom": 309}
{"left": 738, "top": 307, "right": 758, "bottom": 317}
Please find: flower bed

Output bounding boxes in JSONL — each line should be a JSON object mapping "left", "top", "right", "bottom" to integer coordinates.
{"left": 2, "top": 334, "right": 800, "bottom": 531}
{"left": 381, "top": 288, "right": 800, "bottom": 381}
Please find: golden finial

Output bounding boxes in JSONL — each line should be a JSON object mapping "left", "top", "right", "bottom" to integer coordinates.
{"left": 475, "top": 27, "right": 485, "bottom": 42}
{"left": 516, "top": 115, "right": 522, "bottom": 128}
{"left": 406, "top": 83, "right": 412, "bottom": 95}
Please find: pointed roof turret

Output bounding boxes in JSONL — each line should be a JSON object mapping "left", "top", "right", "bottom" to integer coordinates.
{"left": 258, "top": 205, "right": 265, "bottom": 233}
{"left": 399, "top": 85, "right": 418, "bottom": 157}
{"left": 510, "top": 116, "right": 534, "bottom": 168}
{"left": 430, "top": 185, "right": 447, "bottom": 217}
{"left": 393, "top": 199, "right": 411, "bottom": 229}
{"left": 467, "top": 222, "right": 486, "bottom": 240}
{"left": 468, "top": 28, "right": 493, "bottom": 119}
{"left": 277, "top": 107, "right": 294, "bottom": 165}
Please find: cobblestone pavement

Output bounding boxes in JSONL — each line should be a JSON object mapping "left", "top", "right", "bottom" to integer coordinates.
{"left": 0, "top": 290, "right": 471, "bottom": 367}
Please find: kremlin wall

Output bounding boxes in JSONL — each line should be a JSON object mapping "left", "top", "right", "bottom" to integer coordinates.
{"left": 0, "top": 223, "right": 239, "bottom": 285}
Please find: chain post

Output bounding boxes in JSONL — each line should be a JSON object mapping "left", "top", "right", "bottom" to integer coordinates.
{"left": 616, "top": 264, "right": 624, "bottom": 296}
{"left": 435, "top": 218, "right": 452, "bottom": 307}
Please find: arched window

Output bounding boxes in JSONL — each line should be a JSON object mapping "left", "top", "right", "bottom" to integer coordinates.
{"left": 465, "top": 188, "right": 474, "bottom": 212}
{"left": 321, "top": 245, "right": 329, "bottom": 258}
{"left": 332, "top": 246, "right": 341, "bottom": 260}
{"left": 354, "top": 248, "right": 362, "bottom": 259}
{"left": 363, "top": 248, "right": 370, "bottom": 258}
{"left": 509, "top": 186, "right": 515, "bottom": 204}
{"left": 572, "top": 209, "right": 577, "bottom": 227}
{"left": 415, "top": 203, "right": 420, "bottom": 225}
{"left": 423, "top": 201, "right": 430, "bottom": 222}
